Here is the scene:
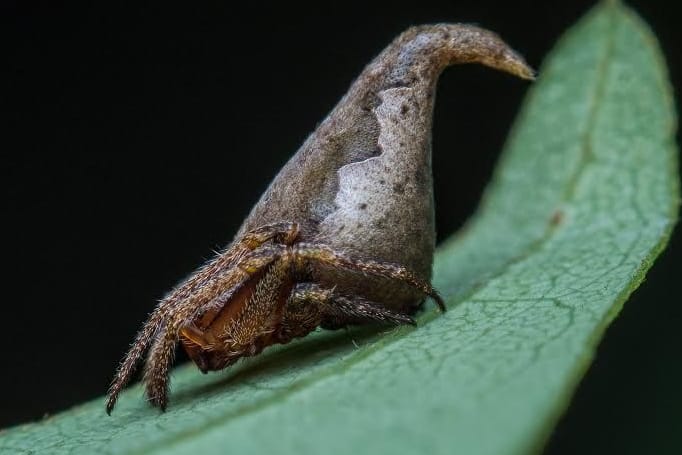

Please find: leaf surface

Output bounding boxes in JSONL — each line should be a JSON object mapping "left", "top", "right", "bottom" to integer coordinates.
{"left": 1, "top": 2, "right": 677, "bottom": 454}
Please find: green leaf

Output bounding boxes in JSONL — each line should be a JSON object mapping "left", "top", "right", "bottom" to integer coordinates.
{"left": 1, "top": 2, "right": 677, "bottom": 454}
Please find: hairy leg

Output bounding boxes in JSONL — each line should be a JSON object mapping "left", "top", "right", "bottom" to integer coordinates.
{"left": 107, "top": 222, "right": 298, "bottom": 414}
{"left": 278, "top": 283, "right": 415, "bottom": 342}
{"left": 319, "top": 292, "right": 417, "bottom": 329}
{"left": 140, "top": 244, "right": 290, "bottom": 409}
{"left": 292, "top": 243, "right": 446, "bottom": 312}
{"left": 225, "top": 257, "right": 292, "bottom": 347}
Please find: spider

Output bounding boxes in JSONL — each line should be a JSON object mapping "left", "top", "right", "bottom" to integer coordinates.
{"left": 106, "top": 221, "right": 444, "bottom": 413}
{"left": 106, "top": 23, "right": 531, "bottom": 414}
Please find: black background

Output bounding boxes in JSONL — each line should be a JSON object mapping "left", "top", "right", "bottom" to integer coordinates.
{"left": 2, "top": 1, "right": 680, "bottom": 453}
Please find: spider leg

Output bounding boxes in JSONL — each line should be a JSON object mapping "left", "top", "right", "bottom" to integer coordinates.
{"left": 275, "top": 284, "right": 326, "bottom": 341}
{"left": 106, "top": 307, "right": 164, "bottom": 414}
{"left": 108, "top": 269, "right": 254, "bottom": 412}
{"left": 142, "top": 323, "right": 176, "bottom": 410}
{"left": 219, "top": 253, "right": 294, "bottom": 348}
{"left": 281, "top": 283, "right": 415, "bottom": 338}
{"left": 179, "top": 254, "right": 297, "bottom": 374}
{"left": 320, "top": 291, "right": 416, "bottom": 329}
{"left": 240, "top": 221, "right": 299, "bottom": 248}
{"left": 292, "top": 243, "right": 446, "bottom": 312}
{"left": 106, "top": 222, "right": 297, "bottom": 414}
{"left": 141, "top": 244, "right": 291, "bottom": 409}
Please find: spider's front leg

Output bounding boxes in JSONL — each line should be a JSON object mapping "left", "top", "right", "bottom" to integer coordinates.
{"left": 106, "top": 221, "right": 299, "bottom": 414}
{"left": 141, "top": 242, "right": 293, "bottom": 410}
{"left": 180, "top": 250, "right": 296, "bottom": 372}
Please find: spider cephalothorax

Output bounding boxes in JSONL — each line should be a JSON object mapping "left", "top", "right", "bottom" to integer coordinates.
{"left": 106, "top": 23, "right": 532, "bottom": 413}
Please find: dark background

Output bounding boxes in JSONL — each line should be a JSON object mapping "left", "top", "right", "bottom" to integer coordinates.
{"left": 2, "top": 1, "right": 680, "bottom": 453}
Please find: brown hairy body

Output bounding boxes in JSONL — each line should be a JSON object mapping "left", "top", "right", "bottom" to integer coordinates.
{"left": 106, "top": 24, "right": 532, "bottom": 413}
